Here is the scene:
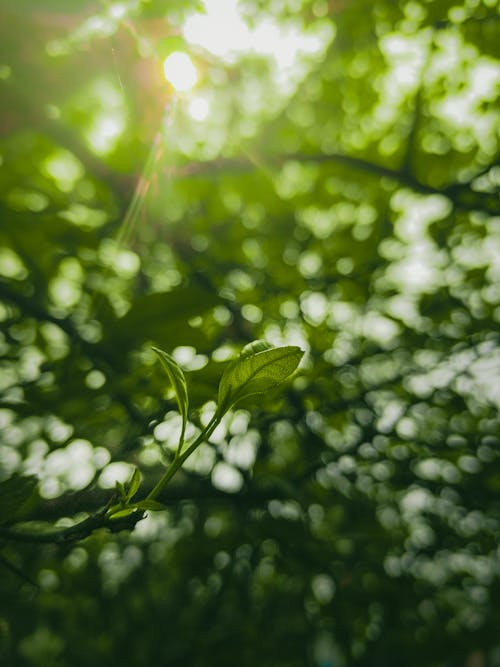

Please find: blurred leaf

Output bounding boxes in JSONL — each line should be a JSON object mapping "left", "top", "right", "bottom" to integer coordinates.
{"left": 101, "top": 287, "right": 221, "bottom": 354}
{"left": 0, "top": 474, "right": 38, "bottom": 525}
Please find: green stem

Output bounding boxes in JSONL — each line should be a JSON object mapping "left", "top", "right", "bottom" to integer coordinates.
{"left": 147, "top": 413, "right": 221, "bottom": 501}
{"left": 176, "top": 420, "right": 187, "bottom": 458}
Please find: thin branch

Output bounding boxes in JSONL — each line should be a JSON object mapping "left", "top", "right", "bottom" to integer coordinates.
{"left": 434, "top": 13, "right": 499, "bottom": 31}
{"left": 0, "top": 552, "right": 39, "bottom": 589}
{"left": 173, "top": 152, "right": 499, "bottom": 215}
{"left": 0, "top": 506, "right": 142, "bottom": 545}
{"left": 401, "top": 29, "right": 435, "bottom": 176}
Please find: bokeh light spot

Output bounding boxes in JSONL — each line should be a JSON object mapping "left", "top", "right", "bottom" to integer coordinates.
{"left": 163, "top": 52, "right": 198, "bottom": 92}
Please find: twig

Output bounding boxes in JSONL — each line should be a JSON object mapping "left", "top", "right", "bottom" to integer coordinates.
{"left": 0, "top": 552, "right": 39, "bottom": 589}
{"left": 0, "top": 503, "right": 143, "bottom": 545}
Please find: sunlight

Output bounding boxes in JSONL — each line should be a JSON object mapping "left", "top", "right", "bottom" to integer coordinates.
{"left": 163, "top": 52, "right": 198, "bottom": 92}
{"left": 183, "top": 0, "right": 255, "bottom": 58}
{"left": 183, "top": 0, "right": 333, "bottom": 91}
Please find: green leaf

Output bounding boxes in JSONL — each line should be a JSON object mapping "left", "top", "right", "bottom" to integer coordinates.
{"left": 132, "top": 499, "right": 167, "bottom": 512}
{"left": 115, "top": 480, "right": 127, "bottom": 501}
{"left": 0, "top": 474, "right": 38, "bottom": 524}
{"left": 127, "top": 468, "right": 141, "bottom": 501}
{"left": 217, "top": 344, "right": 304, "bottom": 415}
{"left": 240, "top": 340, "right": 273, "bottom": 358}
{"left": 108, "top": 507, "right": 139, "bottom": 519}
{"left": 152, "top": 346, "right": 189, "bottom": 452}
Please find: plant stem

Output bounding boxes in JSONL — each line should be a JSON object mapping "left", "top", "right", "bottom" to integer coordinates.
{"left": 147, "top": 413, "right": 220, "bottom": 501}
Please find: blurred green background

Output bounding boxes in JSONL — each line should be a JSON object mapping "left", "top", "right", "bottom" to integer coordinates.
{"left": 0, "top": 0, "right": 499, "bottom": 665}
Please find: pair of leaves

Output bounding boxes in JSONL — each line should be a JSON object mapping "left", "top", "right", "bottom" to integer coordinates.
{"left": 153, "top": 340, "right": 304, "bottom": 431}
{"left": 108, "top": 498, "right": 166, "bottom": 519}
{"left": 111, "top": 342, "right": 304, "bottom": 519}
{"left": 115, "top": 467, "right": 141, "bottom": 504}
{"left": 109, "top": 468, "right": 165, "bottom": 518}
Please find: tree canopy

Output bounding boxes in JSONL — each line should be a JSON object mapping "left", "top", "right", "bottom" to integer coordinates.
{"left": 0, "top": 1, "right": 499, "bottom": 666}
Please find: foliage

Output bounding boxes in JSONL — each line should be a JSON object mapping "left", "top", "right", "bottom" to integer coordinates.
{"left": 0, "top": 0, "right": 499, "bottom": 666}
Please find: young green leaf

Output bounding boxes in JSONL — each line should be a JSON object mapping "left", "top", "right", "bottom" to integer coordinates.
{"left": 126, "top": 467, "right": 141, "bottom": 502}
{"left": 108, "top": 498, "right": 166, "bottom": 518}
{"left": 217, "top": 344, "right": 304, "bottom": 415}
{"left": 240, "top": 340, "right": 273, "bottom": 358}
{"left": 132, "top": 499, "right": 167, "bottom": 512}
{"left": 115, "top": 480, "right": 127, "bottom": 502}
{"left": 152, "top": 346, "right": 189, "bottom": 452}
{"left": 108, "top": 506, "right": 139, "bottom": 519}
